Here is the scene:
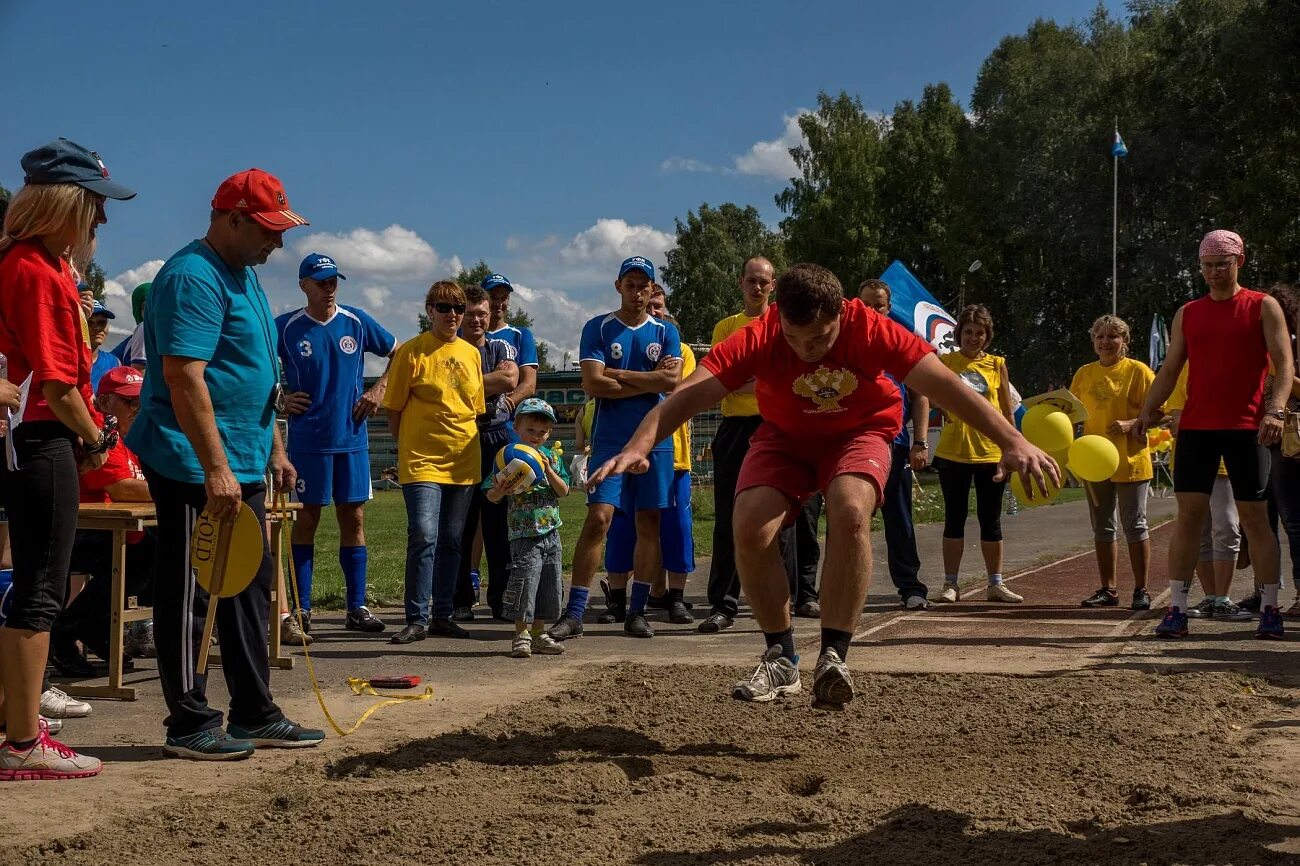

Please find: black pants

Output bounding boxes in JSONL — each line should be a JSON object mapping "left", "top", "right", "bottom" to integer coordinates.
{"left": 933, "top": 456, "right": 1005, "bottom": 543}
{"left": 142, "top": 463, "right": 282, "bottom": 738}
{"left": 455, "top": 429, "right": 512, "bottom": 615}
{"left": 782, "top": 496, "right": 822, "bottom": 606}
{"left": 881, "top": 443, "right": 927, "bottom": 600}
{"left": 53, "top": 530, "right": 156, "bottom": 658}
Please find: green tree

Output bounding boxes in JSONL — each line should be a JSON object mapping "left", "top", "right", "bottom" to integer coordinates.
{"left": 417, "top": 260, "right": 496, "bottom": 333}
{"left": 83, "top": 260, "right": 107, "bottom": 298}
{"left": 660, "top": 202, "right": 785, "bottom": 342}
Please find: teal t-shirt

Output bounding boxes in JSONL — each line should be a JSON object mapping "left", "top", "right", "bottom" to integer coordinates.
{"left": 482, "top": 443, "right": 568, "bottom": 540}
{"left": 126, "top": 240, "right": 279, "bottom": 485}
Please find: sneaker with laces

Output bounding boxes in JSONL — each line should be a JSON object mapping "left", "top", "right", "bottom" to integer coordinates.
{"left": 624, "top": 612, "right": 655, "bottom": 638}
{"left": 163, "top": 728, "right": 256, "bottom": 761}
{"left": 1131, "top": 588, "right": 1152, "bottom": 611}
{"left": 668, "top": 599, "right": 694, "bottom": 624}
{"left": 935, "top": 583, "right": 960, "bottom": 603}
{"left": 227, "top": 719, "right": 324, "bottom": 749}
{"left": 1238, "top": 591, "right": 1262, "bottom": 613}
{"left": 511, "top": 633, "right": 532, "bottom": 657}
{"left": 531, "top": 633, "right": 565, "bottom": 655}
{"left": 596, "top": 605, "right": 625, "bottom": 624}
{"left": 987, "top": 583, "right": 1023, "bottom": 603}
{"left": 345, "top": 606, "right": 386, "bottom": 633}
{"left": 40, "top": 687, "right": 91, "bottom": 719}
{"left": 1257, "top": 606, "right": 1286, "bottom": 640}
{"left": 1155, "top": 607, "right": 1189, "bottom": 638}
{"left": 698, "top": 612, "right": 734, "bottom": 633}
{"left": 1186, "top": 598, "right": 1216, "bottom": 619}
{"left": 1213, "top": 599, "right": 1253, "bottom": 622}
{"left": 548, "top": 613, "right": 584, "bottom": 641}
{"left": 428, "top": 618, "right": 472, "bottom": 638}
{"left": 731, "top": 646, "right": 801, "bottom": 702}
{"left": 1081, "top": 588, "right": 1118, "bottom": 607}
{"left": 0, "top": 720, "right": 101, "bottom": 780}
{"left": 282, "top": 614, "right": 313, "bottom": 646}
{"left": 812, "top": 648, "right": 855, "bottom": 711}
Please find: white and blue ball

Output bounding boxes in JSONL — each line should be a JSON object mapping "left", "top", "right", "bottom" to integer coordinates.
{"left": 494, "top": 443, "right": 546, "bottom": 494}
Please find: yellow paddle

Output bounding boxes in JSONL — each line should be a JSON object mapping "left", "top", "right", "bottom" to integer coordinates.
{"left": 192, "top": 501, "right": 262, "bottom": 674}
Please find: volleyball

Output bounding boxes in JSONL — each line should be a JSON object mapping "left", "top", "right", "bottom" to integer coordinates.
{"left": 494, "top": 443, "right": 546, "bottom": 494}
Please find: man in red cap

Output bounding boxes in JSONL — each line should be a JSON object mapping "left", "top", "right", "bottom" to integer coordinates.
{"left": 125, "top": 169, "right": 324, "bottom": 759}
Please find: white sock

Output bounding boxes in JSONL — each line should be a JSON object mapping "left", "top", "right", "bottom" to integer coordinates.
{"left": 1262, "top": 583, "right": 1280, "bottom": 611}
{"left": 1170, "top": 580, "right": 1190, "bottom": 611}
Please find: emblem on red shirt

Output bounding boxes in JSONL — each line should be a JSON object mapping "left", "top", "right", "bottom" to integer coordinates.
{"left": 793, "top": 366, "right": 858, "bottom": 413}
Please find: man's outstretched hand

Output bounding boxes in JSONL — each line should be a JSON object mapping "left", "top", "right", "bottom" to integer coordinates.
{"left": 586, "top": 449, "right": 651, "bottom": 491}
{"left": 994, "top": 436, "right": 1061, "bottom": 501}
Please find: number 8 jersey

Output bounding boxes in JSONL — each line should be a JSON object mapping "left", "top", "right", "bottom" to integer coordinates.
{"left": 579, "top": 312, "right": 682, "bottom": 454}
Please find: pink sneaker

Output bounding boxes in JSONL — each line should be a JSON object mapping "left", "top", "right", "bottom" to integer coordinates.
{"left": 0, "top": 720, "right": 102, "bottom": 781}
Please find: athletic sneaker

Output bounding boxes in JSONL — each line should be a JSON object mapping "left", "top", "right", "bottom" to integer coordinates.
{"left": 903, "top": 594, "right": 930, "bottom": 611}
{"left": 811, "top": 648, "right": 855, "bottom": 711}
{"left": 227, "top": 719, "right": 324, "bottom": 749}
{"left": 698, "top": 612, "right": 734, "bottom": 633}
{"left": 1213, "top": 599, "right": 1253, "bottom": 622}
{"left": 345, "top": 606, "right": 386, "bottom": 633}
{"left": 282, "top": 614, "right": 313, "bottom": 646}
{"left": 935, "top": 583, "right": 960, "bottom": 603}
{"left": 40, "top": 687, "right": 91, "bottom": 719}
{"left": 1155, "top": 607, "right": 1189, "bottom": 638}
{"left": 548, "top": 613, "right": 584, "bottom": 641}
{"left": 511, "top": 633, "right": 532, "bottom": 658}
{"left": 731, "top": 646, "right": 801, "bottom": 703}
{"left": 987, "top": 583, "right": 1024, "bottom": 603}
{"left": 624, "top": 613, "right": 655, "bottom": 638}
{"left": 668, "top": 599, "right": 694, "bottom": 624}
{"left": 1257, "top": 606, "right": 1286, "bottom": 640}
{"left": 596, "top": 605, "right": 625, "bottom": 624}
{"left": 0, "top": 720, "right": 101, "bottom": 780}
{"left": 1081, "top": 588, "right": 1119, "bottom": 608}
{"left": 1238, "top": 591, "right": 1262, "bottom": 613}
{"left": 163, "top": 728, "right": 256, "bottom": 761}
{"left": 531, "top": 633, "right": 565, "bottom": 655}
{"left": 1186, "top": 598, "right": 1216, "bottom": 619}
{"left": 1131, "top": 588, "right": 1152, "bottom": 611}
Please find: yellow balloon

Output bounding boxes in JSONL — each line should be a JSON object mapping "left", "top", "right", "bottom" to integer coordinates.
{"left": 1022, "top": 404, "right": 1074, "bottom": 452}
{"left": 1011, "top": 470, "right": 1061, "bottom": 507}
{"left": 1068, "top": 434, "right": 1120, "bottom": 482}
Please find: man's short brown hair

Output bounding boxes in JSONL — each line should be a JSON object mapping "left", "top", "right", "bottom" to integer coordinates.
{"left": 425, "top": 280, "right": 466, "bottom": 307}
{"left": 463, "top": 285, "right": 487, "bottom": 306}
{"left": 858, "top": 278, "right": 890, "bottom": 303}
{"left": 776, "top": 263, "right": 843, "bottom": 326}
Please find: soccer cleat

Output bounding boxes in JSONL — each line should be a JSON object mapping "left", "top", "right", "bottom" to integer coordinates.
{"left": 1186, "top": 598, "right": 1216, "bottom": 619}
{"left": 389, "top": 623, "right": 427, "bottom": 644}
{"left": 667, "top": 599, "right": 695, "bottom": 624}
{"left": 624, "top": 613, "right": 655, "bottom": 638}
{"left": 903, "top": 594, "right": 930, "bottom": 611}
{"left": 511, "top": 633, "right": 532, "bottom": 658}
{"left": 1131, "top": 588, "right": 1152, "bottom": 611}
{"left": 987, "top": 583, "right": 1024, "bottom": 604}
{"left": 0, "top": 720, "right": 101, "bottom": 780}
{"left": 935, "top": 583, "right": 960, "bottom": 603}
{"left": 227, "top": 719, "right": 324, "bottom": 749}
{"left": 282, "top": 614, "right": 313, "bottom": 646}
{"left": 530, "top": 633, "right": 565, "bottom": 655}
{"left": 1081, "top": 588, "right": 1119, "bottom": 608}
{"left": 1257, "top": 606, "right": 1286, "bottom": 640}
{"left": 345, "top": 606, "right": 387, "bottom": 633}
{"left": 698, "top": 612, "right": 734, "bottom": 633}
{"left": 811, "top": 648, "right": 855, "bottom": 711}
{"left": 731, "top": 646, "right": 801, "bottom": 703}
{"left": 596, "top": 605, "right": 625, "bottom": 624}
{"left": 39, "top": 688, "right": 91, "bottom": 720}
{"left": 163, "top": 728, "right": 255, "bottom": 761}
{"left": 1213, "top": 599, "right": 1253, "bottom": 622}
{"left": 548, "top": 613, "right": 584, "bottom": 641}
{"left": 1155, "top": 607, "right": 1189, "bottom": 638}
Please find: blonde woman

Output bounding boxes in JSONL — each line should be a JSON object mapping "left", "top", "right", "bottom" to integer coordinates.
{"left": 1070, "top": 315, "right": 1155, "bottom": 610}
{"left": 0, "top": 139, "right": 134, "bottom": 780}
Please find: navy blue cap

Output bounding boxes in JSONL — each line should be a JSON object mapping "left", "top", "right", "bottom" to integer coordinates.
{"left": 481, "top": 273, "right": 513, "bottom": 292}
{"left": 618, "top": 256, "right": 655, "bottom": 281}
{"left": 90, "top": 300, "right": 115, "bottom": 319}
{"left": 299, "top": 253, "right": 346, "bottom": 281}
{"left": 21, "top": 139, "right": 136, "bottom": 200}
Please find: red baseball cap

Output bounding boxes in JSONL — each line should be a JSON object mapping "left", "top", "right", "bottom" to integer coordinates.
{"left": 211, "top": 168, "right": 309, "bottom": 231}
{"left": 98, "top": 366, "right": 144, "bottom": 398}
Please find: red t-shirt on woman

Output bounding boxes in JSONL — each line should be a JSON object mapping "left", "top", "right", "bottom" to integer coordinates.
{"left": 1180, "top": 288, "right": 1268, "bottom": 431}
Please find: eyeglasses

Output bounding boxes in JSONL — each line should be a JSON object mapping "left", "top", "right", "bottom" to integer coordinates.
{"left": 431, "top": 302, "right": 466, "bottom": 315}
{"left": 1199, "top": 260, "right": 1235, "bottom": 272}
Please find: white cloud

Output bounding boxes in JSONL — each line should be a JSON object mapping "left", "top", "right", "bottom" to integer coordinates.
{"left": 101, "top": 259, "right": 166, "bottom": 329}
{"left": 559, "top": 218, "right": 676, "bottom": 268}
{"left": 290, "top": 224, "right": 456, "bottom": 281}
{"left": 361, "top": 286, "right": 392, "bottom": 310}
{"left": 659, "top": 156, "right": 717, "bottom": 174}
{"left": 508, "top": 281, "right": 602, "bottom": 364}
{"left": 733, "top": 110, "right": 811, "bottom": 179}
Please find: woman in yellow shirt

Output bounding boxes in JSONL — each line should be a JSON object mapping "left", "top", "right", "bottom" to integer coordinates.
{"left": 933, "top": 305, "right": 1022, "bottom": 603}
{"left": 383, "top": 280, "right": 486, "bottom": 643}
{"left": 1069, "top": 315, "right": 1155, "bottom": 611}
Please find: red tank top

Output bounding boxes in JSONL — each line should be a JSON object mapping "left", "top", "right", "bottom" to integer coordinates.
{"left": 1180, "top": 288, "right": 1267, "bottom": 430}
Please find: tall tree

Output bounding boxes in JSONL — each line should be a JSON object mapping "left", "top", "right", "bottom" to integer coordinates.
{"left": 661, "top": 202, "right": 785, "bottom": 342}
{"left": 0, "top": 183, "right": 9, "bottom": 227}
{"left": 83, "top": 260, "right": 107, "bottom": 298}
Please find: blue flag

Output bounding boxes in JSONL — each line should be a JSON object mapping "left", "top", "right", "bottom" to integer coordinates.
{"left": 878, "top": 260, "right": 958, "bottom": 353}
{"left": 1112, "top": 129, "right": 1128, "bottom": 158}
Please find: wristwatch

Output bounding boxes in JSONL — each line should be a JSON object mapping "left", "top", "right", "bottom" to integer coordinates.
{"left": 1268, "top": 409, "right": 1286, "bottom": 420}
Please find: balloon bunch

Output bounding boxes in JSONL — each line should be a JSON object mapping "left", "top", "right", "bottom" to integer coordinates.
{"left": 1017, "top": 404, "right": 1121, "bottom": 506}
{"left": 1146, "top": 427, "right": 1173, "bottom": 453}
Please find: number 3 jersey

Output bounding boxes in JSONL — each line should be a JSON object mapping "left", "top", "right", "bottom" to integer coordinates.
{"left": 276, "top": 304, "right": 396, "bottom": 454}
{"left": 579, "top": 312, "right": 682, "bottom": 454}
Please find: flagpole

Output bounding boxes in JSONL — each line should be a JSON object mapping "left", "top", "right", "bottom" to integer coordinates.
{"left": 1112, "top": 118, "right": 1119, "bottom": 316}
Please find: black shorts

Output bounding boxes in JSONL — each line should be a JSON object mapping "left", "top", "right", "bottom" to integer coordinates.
{"left": 1173, "top": 429, "right": 1270, "bottom": 502}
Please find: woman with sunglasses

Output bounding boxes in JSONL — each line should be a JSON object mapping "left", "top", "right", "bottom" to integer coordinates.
{"left": 383, "top": 281, "right": 485, "bottom": 644}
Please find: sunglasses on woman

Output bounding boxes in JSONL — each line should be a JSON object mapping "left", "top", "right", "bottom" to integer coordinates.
{"left": 430, "top": 302, "right": 466, "bottom": 314}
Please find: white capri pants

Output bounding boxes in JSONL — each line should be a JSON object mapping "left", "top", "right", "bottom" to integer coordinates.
{"left": 1086, "top": 480, "right": 1150, "bottom": 544}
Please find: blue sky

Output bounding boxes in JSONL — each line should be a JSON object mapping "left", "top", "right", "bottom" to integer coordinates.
{"left": 1, "top": 0, "right": 1114, "bottom": 361}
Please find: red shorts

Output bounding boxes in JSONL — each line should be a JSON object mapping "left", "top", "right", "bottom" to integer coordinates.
{"left": 736, "top": 423, "right": 892, "bottom": 524}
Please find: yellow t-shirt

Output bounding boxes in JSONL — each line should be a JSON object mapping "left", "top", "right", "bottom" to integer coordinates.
{"left": 382, "top": 332, "right": 485, "bottom": 485}
{"left": 1167, "top": 364, "right": 1226, "bottom": 476}
{"left": 1070, "top": 357, "right": 1155, "bottom": 483}
{"left": 672, "top": 344, "right": 696, "bottom": 471}
{"left": 580, "top": 399, "right": 594, "bottom": 452}
{"left": 712, "top": 312, "right": 760, "bottom": 417}
{"left": 935, "top": 352, "right": 1004, "bottom": 464}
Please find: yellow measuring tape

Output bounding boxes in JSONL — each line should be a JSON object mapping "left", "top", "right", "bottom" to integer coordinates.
{"left": 274, "top": 493, "right": 434, "bottom": 736}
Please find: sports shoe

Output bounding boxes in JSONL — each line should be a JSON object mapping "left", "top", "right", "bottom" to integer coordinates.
{"left": 646, "top": 593, "right": 670, "bottom": 611}
{"left": 903, "top": 594, "right": 930, "bottom": 611}
{"left": 389, "top": 623, "right": 427, "bottom": 644}
{"left": 40, "top": 687, "right": 91, "bottom": 719}
{"left": 624, "top": 612, "right": 655, "bottom": 638}
{"left": 450, "top": 606, "right": 475, "bottom": 622}
{"left": 1238, "top": 591, "right": 1262, "bottom": 613}
{"left": 596, "top": 605, "right": 625, "bottom": 624}
{"left": 1213, "top": 599, "right": 1253, "bottom": 622}
{"left": 163, "top": 728, "right": 255, "bottom": 761}
{"left": 698, "top": 612, "right": 734, "bottom": 633}
{"left": 668, "top": 599, "right": 694, "bottom": 624}
{"left": 812, "top": 648, "right": 855, "bottom": 711}
{"left": 1257, "top": 606, "right": 1286, "bottom": 640}
{"left": 51, "top": 644, "right": 98, "bottom": 678}
{"left": 345, "top": 606, "right": 386, "bottom": 633}
{"left": 987, "top": 583, "right": 1023, "bottom": 603}
{"left": 300, "top": 609, "right": 313, "bottom": 634}
{"left": 531, "top": 633, "right": 565, "bottom": 655}
{"left": 1081, "top": 588, "right": 1118, "bottom": 608}
{"left": 428, "top": 618, "right": 472, "bottom": 638}
{"left": 731, "top": 646, "right": 801, "bottom": 702}
{"left": 548, "top": 613, "right": 584, "bottom": 641}
{"left": 282, "top": 614, "right": 313, "bottom": 646}
{"left": 511, "top": 633, "right": 532, "bottom": 658}
{"left": 124, "top": 620, "right": 156, "bottom": 658}
{"left": 794, "top": 600, "right": 822, "bottom": 618}
{"left": 227, "top": 719, "right": 324, "bottom": 749}
{"left": 40, "top": 716, "right": 63, "bottom": 736}
{"left": 1131, "top": 588, "right": 1152, "bottom": 611}
{"left": 1186, "top": 598, "right": 1216, "bottom": 619}
{"left": 0, "top": 720, "right": 101, "bottom": 780}
{"left": 1155, "top": 607, "right": 1189, "bottom": 638}
{"left": 935, "top": 583, "right": 960, "bottom": 603}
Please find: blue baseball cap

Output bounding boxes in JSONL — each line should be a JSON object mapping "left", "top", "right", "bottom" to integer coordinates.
{"left": 21, "top": 138, "right": 136, "bottom": 200}
{"left": 481, "top": 273, "right": 513, "bottom": 292}
{"left": 515, "top": 397, "right": 556, "bottom": 422}
{"left": 618, "top": 256, "right": 655, "bottom": 281}
{"left": 90, "top": 300, "right": 115, "bottom": 319}
{"left": 299, "top": 253, "right": 346, "bottom": 281}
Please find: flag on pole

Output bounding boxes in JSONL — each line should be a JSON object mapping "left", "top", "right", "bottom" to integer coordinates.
{"left": 1148, "top": 313, "right": 1169, "bottom": 370}
{"left": 1112, "top": 129, "right": 1129, "bottom": 158}
{"left": 878, "top": 260, "right": 958, "bottom": 353}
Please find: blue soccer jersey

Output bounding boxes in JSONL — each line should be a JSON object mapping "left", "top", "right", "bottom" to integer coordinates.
{"left": 486, "top": 323, "right": 538, "bottom": 368}
{"left": 579, "top": 312, "right": 681, "bottom": 453}
{"left": 276, "top": 304, "right": 395, "bottom": 453}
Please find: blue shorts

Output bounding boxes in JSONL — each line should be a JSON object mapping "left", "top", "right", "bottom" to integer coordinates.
{"left": 292, "top": 450, "right": 373, "bottom": 506}
{"left": 588, "top": 448, "right": 674, "bottom": 513}
{"left": 604, "top": 469, "right": 695, "bottom": 574}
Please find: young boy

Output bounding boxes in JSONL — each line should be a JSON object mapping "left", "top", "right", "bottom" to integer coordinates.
{"left": 485, "top": 398, "right": 571, "bottom": 657}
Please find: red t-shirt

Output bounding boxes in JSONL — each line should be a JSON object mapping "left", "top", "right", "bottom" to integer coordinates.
{"left": 1181, "top": 288, "right": 1268, "bottom": 431}
{"left": 702, "top": 299, "right": 935, "bottom": 441}
{"left": 80, "top": 439, "right": 147, "bottom": 543}
{"left": 0, "top": 239, "right": 93, "bottom": 424}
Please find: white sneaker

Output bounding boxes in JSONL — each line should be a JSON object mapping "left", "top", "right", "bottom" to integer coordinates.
{"left": 531, "top": 633, "right": 566, "bottom": 655}
{"left": 987, "top": 583, "right": 1024, "bottom": 603}
{"left": 903, "top": 594, "right": 930, "bottom": 610}
{"left": 935, "top": 584, "right": 960, "bottom": 603}
{"left": 511, "top": 634, "right": 532, "bottom": 658}
{"left": 40, "top": 687, "right": 91, "bottom": 719}
{"left": 0, "top": 720, "right": 101, "bottom": 780}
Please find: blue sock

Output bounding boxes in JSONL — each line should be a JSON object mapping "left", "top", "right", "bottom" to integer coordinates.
{"left": 291, "top": 544, "right": 314, "bottom": 612}
{"left": 339, "top": 545, "right": 368, "bottom": 611}
{"left": 988, "top": 573, "right": 1004, "bottom": 585}
{"left": 628, "top": 580, "right": 652, "bottom": 615}
{"left": 565, "top": 586, "right": 590, "bottom": 620}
